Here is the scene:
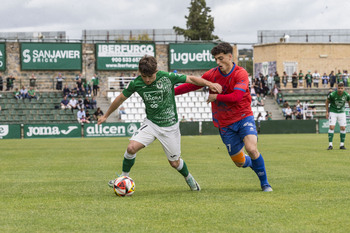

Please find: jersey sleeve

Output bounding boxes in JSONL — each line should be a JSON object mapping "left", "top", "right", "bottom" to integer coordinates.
{"left": 233, "top": 70, "right": 249, "bottom": 92}
{"left": 122, "top": 80, "right": 135, "bottom": 98}
{"left": 160, "top": 71, "right": 187, "bottom": 85}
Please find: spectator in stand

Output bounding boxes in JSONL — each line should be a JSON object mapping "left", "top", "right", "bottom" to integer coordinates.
{"left": 68, "top": 96, "right": 78, "bottom": 111}
{"left": 0, "top": 73, "right": 3, "bottom": 91}
{"left": 84, "top": 96, "right": 91, "bottom": 109}
{"left": 93, "top": 107, "right": 104, "bottom": 121}
{"left": 322, "top": 72, "right": 329, "bottom": 88}
{"left": 292, "top": 71, "right": 298, "bottom": 88}
{"left": 76, "top": 77, "right": 83, "bottom": 94}
{"left": 272, "top": 84, "right": 279, "bottom": 100}
{"left": 91, "top": 74, "right": 100, "bottom": 96}
{"left": 253, "top": 77, "right": 261, "bottom": 95}
{"left": 329, "top": 71, "right": 336, "bottom": 88}
{"left": 29, "top": 73, "right": 37, "bottom": 88}
{"left": 312, "top": 70, "right": 320, "bottom": 88}
{"left": 56, "top": 73, "right": 65, "bottom": 90}
{"left": 27, "top": 87, "right": 39, "bottom": 101}
{"left": 77, "top": 97, "right": 85, "bottom": 110}
{"left": 13, "top": 88, "right": 21, "bottom": 100}
{"left": 282, "top": 71, "right": 288, "bottom": 88}
{"left": 61, "top": 96, "right": 71, "bottom": 110}
{"left": 336, "top": 70, "right": 343, "bottom": 84}
{"left": 267, "top": 73, "right": 274, "bottom": 95}
{"left": 256, "top": 93, "right": 264, "bottom": 106}
{"left": 309, "top": 99, "right": 316, "bottom": 115}
{"left": 276, "top": 89, "right": 283, "bottom": 105}
{"left": 63, "top": 84, "right": 71, "bottom": 97}
{"left": 77, "top": 108, "right": 90, "bottom": 124}
{"left": 91, "top": 96, "right": 97, "bottom": 109}
{"left": 119, "top": 73, "right": 125, "bottom": 89}
{"left": 274, "top": 71, "right": 281, "bottom": 89}
{"left": 305, "top": 71, "right": 312, "bottom": 88}
{"left": 298, "top": 70, "right": 304, "bottom": 88}
{"left": 6, "top": 75, "right": 16, "bottom": 91}
{"left": 75, "top": 73, "right": 83, "bottom": 81}
{"left": 70, "top": 84, "right": 79, "bottom": 97}
{"left": 282, "top": 100, "right": 289, "bottom": 116}
{"left": 118, "top": 105, "right": 126, "bottom": 120}
{"left": 20, "top": 86, "right": 29, "bottom": 99}
{"left": 85, "top": 110, "right": 92, "bottom": 122}
{"left": 305, "top": 106, "right": 314, "bottom": 120}
{"left": 343, "top": 70, "right": 349, "bottom": 87}
{"left": 180, "top": 115, "right": 187, "bottom": 122}
{"left": 285, "top": 105, "right": 293, "bottom": 120}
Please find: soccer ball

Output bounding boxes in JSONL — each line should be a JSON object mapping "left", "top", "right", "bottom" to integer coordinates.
{"left": 113, "top": 176, "right": 135, "bottom": 197}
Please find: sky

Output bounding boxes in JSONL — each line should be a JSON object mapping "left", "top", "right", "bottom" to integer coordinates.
{"left": 1, "top": 0, "right": 350, "bottom": 48}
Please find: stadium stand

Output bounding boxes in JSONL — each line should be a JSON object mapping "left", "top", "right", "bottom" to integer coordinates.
{"left": 0, "top": 91, "right": 79, "bottom": 124}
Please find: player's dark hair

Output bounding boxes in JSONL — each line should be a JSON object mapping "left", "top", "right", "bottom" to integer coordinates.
{"left": 338, "top": 82, "right": 345, "bottom": 87}
{"left": 211, "top": 42, "right": 233, "bottom": 56}
{"left": 139, "top": 55, "right": 158, "bottom": 76}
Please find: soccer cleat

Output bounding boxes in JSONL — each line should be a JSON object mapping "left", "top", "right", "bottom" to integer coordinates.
{"left": 108, "top": 173, "right": 121, "bottom": 188}
{"left": 108, "top": 179, "right": 115, "bottom": 188}
{"left": 185, "top": 174, "right": 201, "bottom": 191}
{"left": 261, "top": 184, "right": 273, "bottom": 192}
{"left": 327, "top": 146, "right": 333, "bottom": 150}
{"left": 340, "top": 146, "right": 346, "bottom": 150}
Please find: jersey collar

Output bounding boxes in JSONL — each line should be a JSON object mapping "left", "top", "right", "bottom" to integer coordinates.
{"left": 218, "top": 62, "right": 236, "bottom": 77}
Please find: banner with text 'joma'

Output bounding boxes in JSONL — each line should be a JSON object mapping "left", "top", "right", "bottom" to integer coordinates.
{"left": 96, "top": 43, "right": 155, "bottom": 71}
{"left": 20, "top": 43, "right": 82, "bottom": 70}
{"left": 168, "top": 43, "right": 217, "bottom": 70}
{"left": 24, "top": 124, "right": 82, "bottom": 138}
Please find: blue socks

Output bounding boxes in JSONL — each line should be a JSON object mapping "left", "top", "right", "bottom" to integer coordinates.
{"left": 251, "top": 154, "right": 269, "bottom": 187}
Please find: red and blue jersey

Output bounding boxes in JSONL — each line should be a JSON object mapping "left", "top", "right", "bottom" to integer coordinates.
{"left": 202, "top": 63, "right": 252, "bottom": 128}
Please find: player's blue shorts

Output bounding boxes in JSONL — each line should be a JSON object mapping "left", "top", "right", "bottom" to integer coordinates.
{"left": 219, "top": 115, "right": 258, "bottom": 156}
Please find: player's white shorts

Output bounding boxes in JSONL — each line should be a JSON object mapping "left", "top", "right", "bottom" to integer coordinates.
{"left": 329, "top": 112, "right": 347, "bottom": 127}
{"left": 130, "top": 118, "right": 181, "bottom": 161}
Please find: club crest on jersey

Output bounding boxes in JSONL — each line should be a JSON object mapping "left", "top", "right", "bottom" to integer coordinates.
{"left": 156, "top": 81, "right": 163, "bottom": 89}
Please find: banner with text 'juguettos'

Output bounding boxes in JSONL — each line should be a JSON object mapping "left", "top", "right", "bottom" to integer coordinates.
{"left": 0, "top": 43, "right": 6, "bottom": 71}
{"left": 96, "top": 43, "right": 155, "bottom": 70}
{"left": 20, "top": 43, "right": 82, "bottom": 70}
{"left": 168, "top": 43, "right": 217, "bottom": 70}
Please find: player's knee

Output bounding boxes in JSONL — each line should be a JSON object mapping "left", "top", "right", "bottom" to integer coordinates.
{"left": 245, "top": 146, "right": 259, "bottom": 159}
{"left": 126, "top": 144, "right": 138, "bottom": 155}
{"left": 231, "top": 152, "right": 245, "bottom": 167}
{"left": 169, "top": 159, "right": 180, "bottom": 169}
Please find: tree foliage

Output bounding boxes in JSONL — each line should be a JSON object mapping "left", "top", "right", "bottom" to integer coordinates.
{"left": 173, "top": 0, "right": 218, "bottom": 41}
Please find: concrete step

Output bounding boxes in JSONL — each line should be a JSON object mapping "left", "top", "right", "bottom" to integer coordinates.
{"left": 96, "top": 96, "right": 119, "bottom": 123}
{"left": 263, "top": 95, "right": 284, "bottom": 120}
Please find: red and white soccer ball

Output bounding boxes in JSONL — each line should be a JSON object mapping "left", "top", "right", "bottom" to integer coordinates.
{"left": 113, "top": 176, "right": 135, "bottom": 197}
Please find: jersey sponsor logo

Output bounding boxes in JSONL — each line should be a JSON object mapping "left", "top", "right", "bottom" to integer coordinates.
{"left": 143, "top": 91, "right": 163, "bottom": 103}
{"left": 243, "top": 122, "right": 254, "bottom": 127}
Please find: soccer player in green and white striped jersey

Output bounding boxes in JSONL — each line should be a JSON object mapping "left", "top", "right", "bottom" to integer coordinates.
{"left": 325, "top": 82, "right": 350, "bottom": 150}
{"left": 98, "top": 55, "right": 222, "bottom": 191}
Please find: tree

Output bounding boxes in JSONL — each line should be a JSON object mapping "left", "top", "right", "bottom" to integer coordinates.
{"left": 173, "top": 0, "right": 218, "bottom": 41}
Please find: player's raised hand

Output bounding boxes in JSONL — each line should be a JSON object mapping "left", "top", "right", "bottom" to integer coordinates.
{"left": 97, "top": 115, "right": 107, "bottom": 125}
{"left": 209, "top": 83, "right": 222, "bottom": 93}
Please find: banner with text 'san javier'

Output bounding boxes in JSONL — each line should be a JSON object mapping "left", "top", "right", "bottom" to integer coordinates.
{"left": 21, "top": 43, "right": 82, "bottom": 70}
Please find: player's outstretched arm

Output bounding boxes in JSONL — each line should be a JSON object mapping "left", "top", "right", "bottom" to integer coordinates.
{"left": 186, "top": 75, "right": 222, "bottom": 93}
{"left": 98, "top": 93, "right": 127, "bottom": 125}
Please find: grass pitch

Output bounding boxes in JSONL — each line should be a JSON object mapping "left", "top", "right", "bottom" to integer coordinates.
{"left": 1, "top": 134, "right": 350, "bottom": 232}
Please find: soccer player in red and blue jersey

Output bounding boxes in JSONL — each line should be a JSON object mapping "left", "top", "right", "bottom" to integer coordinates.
{"left": 175, "top": 42, "right": 272, "bottom": 192}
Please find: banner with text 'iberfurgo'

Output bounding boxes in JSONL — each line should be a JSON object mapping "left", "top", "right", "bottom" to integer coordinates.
{"left": 84, "top": 123, "right": 140, "bottom": 137}
{"left": 168, "top": 43, "right": 217, "bottom": 70}
{"left": 0, "top": 124, "right": 21, "bottom": 139}
{"left": 20, "top": 43, "right": 82, "bottom": 70}
{"left": 96, "top": 43, "right": 155, "bottom": 71}
{"left": 24, "top": 124, "right": 81, "bottom": 138}
{"left": 0, "top": 43, "right": 6, "bottom": 71}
